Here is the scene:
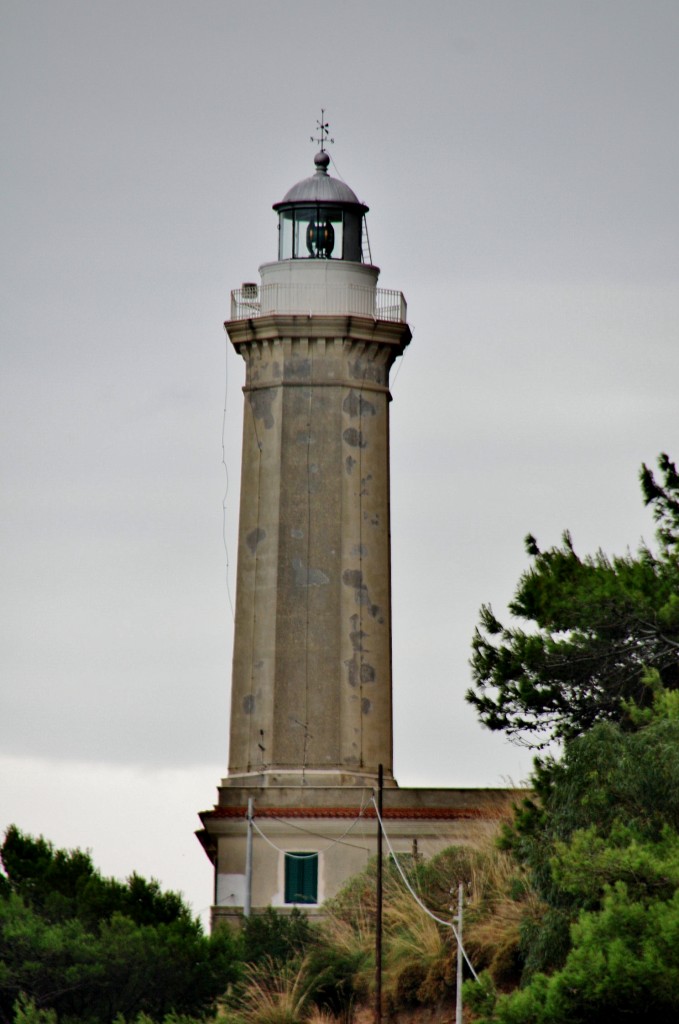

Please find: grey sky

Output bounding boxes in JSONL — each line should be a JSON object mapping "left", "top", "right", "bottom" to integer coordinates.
{"left": 2, "top": 1, "right": 678, "bottom": 919}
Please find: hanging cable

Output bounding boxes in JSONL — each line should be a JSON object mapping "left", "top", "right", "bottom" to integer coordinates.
{"left": 370, "top": 796, "right": 479, "bottom": 981}
{"left": 252, "top": 819, "right": 370, "bottom": 856}
{"left": 302, "top": 347, "right": 314, "bottom": 777}
{"left": 390, "top": 339, "right": 408, "bottom": 390}
{"left": 222, "top": 333, "right": 235, "bottom": 620}
{"left": 328, "top": 153, "right": 349, "bottom": 186}
{"left": 266, "top": 789, "right": 373, "bottom": 843}
{"left": 245, "top": 351, "right": 266, "bottom": 771}
{"left": 250, "top": 797, "right": 372, "bottom": 855}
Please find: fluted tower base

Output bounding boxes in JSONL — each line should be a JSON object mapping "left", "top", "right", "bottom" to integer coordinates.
{"left": 225, "top": 311, "right": 410, "bottom": 788}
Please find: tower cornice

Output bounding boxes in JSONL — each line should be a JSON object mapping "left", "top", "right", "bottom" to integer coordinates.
{"left": 225, "top": 313, "right": 412, "bottom": 352}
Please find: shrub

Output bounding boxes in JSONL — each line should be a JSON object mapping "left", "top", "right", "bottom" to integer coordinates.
{"left": 241, "top": 908, "right": 316, "bottom": 967}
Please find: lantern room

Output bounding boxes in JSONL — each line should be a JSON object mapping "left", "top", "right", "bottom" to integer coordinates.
{"left": 273, "top": 150, "right": 369, "bottom": 263}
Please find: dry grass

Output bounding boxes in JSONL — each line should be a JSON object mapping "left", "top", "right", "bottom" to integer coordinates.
{"left": 221, "top": 957, "right": 317, "bottom": 1024}
{"left": 317, "top": 907, "right": 375, "bottom": 1002}
{"left": 385, "top": 889, "right": 448, "bottom": 963}
{"left": 317, "top": 801, "right": 541, "bottom": 1010}
{"left": 304, "top": 1012, "right": 341, "bottom": 1024}
{"left": 430, "top": 838, "right": 543, "bottom": 987}
{"left": 383, "top": 888, "right": 453, "bottom": 1006}
{"left": 320, "top": 829, "right": 540, "bottom": 1006}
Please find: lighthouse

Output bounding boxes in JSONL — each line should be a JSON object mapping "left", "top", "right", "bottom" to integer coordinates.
{"left": 198, "top": 123, "right": 516, "bottom": 924}
{"left": 224, "top": 128, "right": 410, "bottom": 791}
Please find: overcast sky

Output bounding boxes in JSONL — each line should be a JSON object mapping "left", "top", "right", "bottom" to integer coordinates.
{"left": 2, "top": 0, "right": 678, "bottom": 923}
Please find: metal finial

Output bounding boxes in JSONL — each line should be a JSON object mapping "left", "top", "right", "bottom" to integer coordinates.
{"left": 310, "top": 108, "right": 334, "bottom": 153}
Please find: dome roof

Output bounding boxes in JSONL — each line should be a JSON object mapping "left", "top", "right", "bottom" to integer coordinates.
{"left": 274, "top": 151, "right": 368, "bottom": 212}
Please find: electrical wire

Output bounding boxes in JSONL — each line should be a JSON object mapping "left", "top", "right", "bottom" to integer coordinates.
{"left": 328, "top": 153, "right": 348, "bottom": 186}
{"left": 267, "top": 789, "right": 373, "bottom": 844}
{"left": 221, "top": 332, "right": 235, "bottom": 621}
{"left": 247, "top": 357, "right": 265, "bottom": 770}
{"left": 250, "top": 796, "right": 373, "bottom": 855}
{"left": 370, "top": 795, "right": 479, "bottom": 981}
{"left": 390, "top": 340, "right": 408, "bottom": 390}
{"left": 253, "top": 819, "right": 370, "bottom": 857}
{"left": 328, "top": 154, "right": 373, "bottom": 262}
{"left": 302, "top": 349, "right": 314, "bottom": 778}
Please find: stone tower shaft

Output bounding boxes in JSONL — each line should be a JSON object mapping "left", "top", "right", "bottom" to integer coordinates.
{"left": 226, "top": 311, "right": 410, "bottom": 789}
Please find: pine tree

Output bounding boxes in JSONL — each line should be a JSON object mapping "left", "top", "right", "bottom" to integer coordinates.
{"left": 466, "top": 454, "right": 679, "bottom": 746}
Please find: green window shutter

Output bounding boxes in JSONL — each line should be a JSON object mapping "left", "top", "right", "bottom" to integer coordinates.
{"left": 284, "top": 852, "right": 318, "bottom": 904}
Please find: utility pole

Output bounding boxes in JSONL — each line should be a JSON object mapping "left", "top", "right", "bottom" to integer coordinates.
{"left": 243, "top": 797, "right": 254, "bottom": 917}
{"left": 456, "top": 880, "right": 464, "bottom": 1024}
{"left": 375, "top": 764, "right": 383, "bottom": 1024}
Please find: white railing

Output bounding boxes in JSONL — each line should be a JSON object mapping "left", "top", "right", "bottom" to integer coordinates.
{"left": 230, "top": 284, "right": 407, "bottom": 323}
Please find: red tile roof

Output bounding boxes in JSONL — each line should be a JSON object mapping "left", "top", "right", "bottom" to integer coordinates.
{"left": 203, "top": 805, "right": 492, "bottom": 821}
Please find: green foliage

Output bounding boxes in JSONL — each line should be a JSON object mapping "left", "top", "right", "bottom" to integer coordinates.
{"left": 393, "top": 961, "right": 427, "bottom": 1008}
{"left": 505, "top": 713, "right": 679, "bottom": 877}
{"left": 500, "top": 710, "right": 679, "bottom": 970}
{"left": 640, "top": 452, "right": 679, "bottom": 551}
{"left": 462, "top": 971, "right": 497, "bottom": 1017}
{"left": 113, "top": 1014, "right": 210, "bottom": 1024}
{"left": 9, "top": 1009, "right": 210, "bottom": 1024}
{"left": 240, "top": 908, "right": 316, "bottom": 967}
{"left": 462, "top": 456, "right": 679, "bottom": 1016}
{"left": 0, "top": 829, "right": 240, "bottom": 1024}
{"left": 552, "top": 822, "right": 679, "bottom": 905}
{"left": 624, "top": 666, "right": 679, "bottom": 725}
{"left": 484, "top": 885, "right": 679, "bottom": 1023}
{"left": 12, "top": 995, "right": 58, "bottom": 1024}
{"left": 0, "top": 892, "right": 99, "bottom": 1022}
{"left": 467, "top": 454, "right": 679, "bottom": 746}
{"left": 516, "top": 907, "right": 570, "bottom": 983}
{"left": 1, "top": 827, "right": 189, "bottom": 931}
{"left": 305, "top": 929, "right": 371, "bottom": 1020}
{"left": 472, "top": 702, "right": 679, "bottom": 1019}
{"left": 219, "top": 907, "right": 364, "bottom": 1023}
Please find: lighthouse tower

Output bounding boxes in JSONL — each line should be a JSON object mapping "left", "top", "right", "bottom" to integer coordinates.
{"left": 199, "top": 126, "right": 514, "bottom": 923}
{"left": 223, "top": 137, "right": 410, "bottom": 793}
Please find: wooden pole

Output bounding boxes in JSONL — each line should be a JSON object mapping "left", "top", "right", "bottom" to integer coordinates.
{"left": 456, "top": 880, "right": 463, "bottom": 1024}
{"left": 244, "top": 797, "right": 254, "bottom": 917}
{"left": 375, "top": 764, "right": 383, "bottom": 1024}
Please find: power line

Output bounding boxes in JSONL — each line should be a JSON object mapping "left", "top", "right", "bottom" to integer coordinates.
{"left": 221, "top": 332, "right": 235, "bottom": 621}
{"left": 370, "top": 795, "right": 479, "bottom": 981}
{"left": 250, "top": 798, "right": 373, "bottom": 855}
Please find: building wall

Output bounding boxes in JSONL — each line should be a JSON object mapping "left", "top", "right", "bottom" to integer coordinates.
{"left": 205, "top": 789, "right": 522, "bottom": 927}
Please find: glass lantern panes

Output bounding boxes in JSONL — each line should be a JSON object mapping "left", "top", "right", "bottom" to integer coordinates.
{"left": 278, "top": 207, "right": 344, "bottom": 260}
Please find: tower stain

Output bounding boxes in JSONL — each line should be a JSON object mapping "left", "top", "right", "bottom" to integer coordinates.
{"left": 345, "top": 655, "right": 376, "bottom": 686}
{"left": 292, "top": 557, "right": 330, "bottom": 587}
{"left": 246, "top": 527, "right": 266, "bottom": 554}
{"left": 249, "top": 389, "right": 276, "bottom": 429}
{"left": 342, "top": 569, "right": 383, "bottom": 622}
{"left": 343, "top": 390, "right": 376, "bottom": 418}
{"left": 342, "top": 427, "right": 367, "bottom": 448}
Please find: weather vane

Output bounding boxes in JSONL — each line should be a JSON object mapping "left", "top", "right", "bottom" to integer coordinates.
{"left": 310, "top": 109, "right": 334, "bottom": 153}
